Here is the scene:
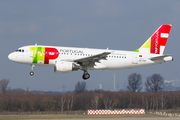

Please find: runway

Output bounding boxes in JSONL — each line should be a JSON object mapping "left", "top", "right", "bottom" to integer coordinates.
{"left": 22, "top": 117, "right": 180, "bottom": 120}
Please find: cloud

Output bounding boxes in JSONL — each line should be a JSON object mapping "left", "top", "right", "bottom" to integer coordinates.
{"left": 164, "top": 79, "right": 180, "bottom": 86}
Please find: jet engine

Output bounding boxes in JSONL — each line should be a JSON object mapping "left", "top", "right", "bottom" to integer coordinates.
{"left": 54, "top": 61, "right": 79, "bottom": 73}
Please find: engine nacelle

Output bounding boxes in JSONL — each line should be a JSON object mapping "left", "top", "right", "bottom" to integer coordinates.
{"left": 54, "top": 61, "right": 73, "bottom": 73}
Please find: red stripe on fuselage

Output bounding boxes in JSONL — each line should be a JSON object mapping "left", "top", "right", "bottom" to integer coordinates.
{"left": 45, "top": 48, "right": 59, "bottom": 64}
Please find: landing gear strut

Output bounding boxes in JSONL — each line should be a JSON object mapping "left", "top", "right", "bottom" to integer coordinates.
{"left": 82, "top": 71, "right": 90, "bottom": 80}
{"left": 30, "top": 65, "right": 35, "bottom": 76}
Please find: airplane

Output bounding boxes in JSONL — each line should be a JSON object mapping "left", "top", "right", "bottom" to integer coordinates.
{"left": 8, "top": 24, "right": 173, "bottom": 80}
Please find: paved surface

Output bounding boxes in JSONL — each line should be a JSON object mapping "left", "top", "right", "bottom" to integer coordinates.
{"left": 21, "top": 117, "right": 180, "bottom": 120}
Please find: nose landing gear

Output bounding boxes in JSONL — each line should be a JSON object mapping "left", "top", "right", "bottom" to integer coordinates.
{"left": 30, "top": 65, "right": 35, "bottom": 76}
{"left": 30, "top": 71, "right": 34, "bottom": 76}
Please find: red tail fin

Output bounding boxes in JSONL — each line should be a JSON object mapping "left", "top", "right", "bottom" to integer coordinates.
{"left": 135, "top": 25, "right": 172, "bottom": 54}
{"left": 151, "top": 24, "right": 171, "bottom": 54}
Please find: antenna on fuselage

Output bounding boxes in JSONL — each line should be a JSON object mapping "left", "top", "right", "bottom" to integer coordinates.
{"left": 35, "top": 43, "right": 37, "bottom": 46}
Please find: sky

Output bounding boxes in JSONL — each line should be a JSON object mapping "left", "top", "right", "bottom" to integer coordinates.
{"left": 0, "top": 0, "right": 180, "bottom": 92}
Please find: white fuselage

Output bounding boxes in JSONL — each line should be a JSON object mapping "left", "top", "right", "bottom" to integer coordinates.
{"left": 8, "top": 45, "right": 172, "bottom": 71}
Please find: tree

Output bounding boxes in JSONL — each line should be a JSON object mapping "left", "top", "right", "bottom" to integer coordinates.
{"left": 28, "top": 96, "right": 39, "bottom": 111}
{"left": 74, "top": 81, "right": 87, "bottom": 94}
{"left": 127, "top": 73, "right": 142, "bottom": 92}
{"left": 70, "top": 96, "right": 75, "bottom": 111}
{"left": 160, "top": 94, "right": 168, "bottom": 110}
{"left": 145, "top": 74, "right": 164, "bottom": 92}
{"left": 91, "top": 95, "right": 99, "bottom": 109}
{"left": 0, "top": 79, "right": 10, "bottom": 95}
{"left": 58, "top": 95, "right": 66, "bottom": 113}
{"left": 66, "top": 95, "right": 75, "bottom": 111}
{"left": 103, "top": 92, "right": 113, "bottom": 109}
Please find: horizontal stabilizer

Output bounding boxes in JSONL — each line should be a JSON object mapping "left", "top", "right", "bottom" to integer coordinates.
{"left": 149, "top": 55, "right": 173, "bottom": 62}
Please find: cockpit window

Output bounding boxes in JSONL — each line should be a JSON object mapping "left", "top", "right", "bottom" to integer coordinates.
{"left": 16, "top": 49, "right": 24, "bottom": 52}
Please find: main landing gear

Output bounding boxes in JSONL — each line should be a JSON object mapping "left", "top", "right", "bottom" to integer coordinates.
{"left": 82, "top": 66, "right": 90, "bottom": 80}
{"left": 30, "top": 65, "right": 35, "bottom": 76}
{"left": 82, "top": 71, "right": 90, "bottom": 80}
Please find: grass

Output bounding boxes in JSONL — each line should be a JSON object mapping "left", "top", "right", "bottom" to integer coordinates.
{"left": 0, "top": 114, "right": 165, "bottom": 120}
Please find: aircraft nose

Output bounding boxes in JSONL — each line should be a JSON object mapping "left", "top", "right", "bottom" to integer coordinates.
{"left": 8, "top": 52, "right": 16, "bottom": 61}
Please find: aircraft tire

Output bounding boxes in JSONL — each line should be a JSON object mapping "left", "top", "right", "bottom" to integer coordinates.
{"left": 30, "top": 71, "right": 34, "bottom": 76}
{"left": 82, "top": 72, "right": 90, "bottom": 80}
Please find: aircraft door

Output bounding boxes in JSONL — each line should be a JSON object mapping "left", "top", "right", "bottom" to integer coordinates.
{"left": 30, "top": 51, "right": 34, "bottom": 58}
{"left": 132, "top": 53, "right": 138, "bottom": 64}
{"left": 30, "top": 47, "right": 35, "bottom": 58}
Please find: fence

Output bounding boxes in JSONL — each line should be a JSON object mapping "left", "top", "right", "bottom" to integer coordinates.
{"left": 0, "top": 111, "right": 87, "bottom": 115}
{"left": 2, "top": 109, "right": 180, "bottom": 116}
{"left": 88, "top": 109, "right": 145, "bottom": 115}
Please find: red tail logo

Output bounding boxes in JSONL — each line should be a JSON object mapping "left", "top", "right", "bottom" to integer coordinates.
{"left": 151, "top": 25, "right": 171, "bottom": 54}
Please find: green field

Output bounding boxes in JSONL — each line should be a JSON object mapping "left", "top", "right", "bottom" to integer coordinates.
{"left": 0, "top": 114, "right": 165, "bottom": 120}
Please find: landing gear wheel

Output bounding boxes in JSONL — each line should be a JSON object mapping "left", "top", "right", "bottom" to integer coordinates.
{"left": 82, "top": 72, "right": 90, "bottom": 80}
{"left": 30, "top": 65, "right": 35, "bottom": 76}
{"left": 30, "top": 71, "right": 34, "bottom": 76}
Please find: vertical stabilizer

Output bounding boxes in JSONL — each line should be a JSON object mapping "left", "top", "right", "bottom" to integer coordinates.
{"left": 134, "top": 25, "right": 172, "bottom": 54}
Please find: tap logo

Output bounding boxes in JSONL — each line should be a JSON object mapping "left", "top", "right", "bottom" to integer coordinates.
{"left": 30, "top": 47, "right": 59, "bottom": 64}
{"left": 151, "top": 31, "right": 160, "bottom": 54}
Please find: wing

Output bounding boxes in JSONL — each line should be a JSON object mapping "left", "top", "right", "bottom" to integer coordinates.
{"left": 73, "top": 52, "right": 111, "bottom": 66}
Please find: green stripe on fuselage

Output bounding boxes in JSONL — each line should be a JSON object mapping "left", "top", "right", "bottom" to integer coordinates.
{"left": 30, "top": 47, "right": 45, "bottom": 64}
{"left": 37, "top": 47, "right": 45, "bottom": 63}
{"left": 33, "top": 47, "right": 38, "bottom": 63}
